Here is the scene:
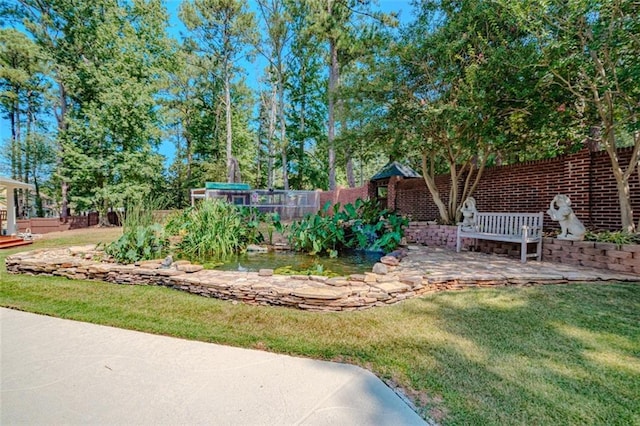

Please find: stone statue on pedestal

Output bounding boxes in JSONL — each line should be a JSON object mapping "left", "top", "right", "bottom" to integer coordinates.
{"left": 547, "top": 194, "right": 586, "bottom": 241}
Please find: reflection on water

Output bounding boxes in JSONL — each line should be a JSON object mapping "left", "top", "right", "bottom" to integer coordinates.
{"left": 214, "top": 250, "right": 382, "bottom": 276}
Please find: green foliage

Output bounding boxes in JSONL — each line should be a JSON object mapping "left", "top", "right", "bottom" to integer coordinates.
{"left": 283, "top": 0, "right": 328, "bottom": 190}
{"left": 165, "top": 199, "right": 262, "bottom": 261}
{"left": 179, "top": 0, "right": 258, "bottom": 182}
{"left": 373, "top": 0, "right": 594, "bottom": 224}
{"left": 584, "top": 231, "right": 639, "bottom": 246}
{"left": 15, "top": 0, "right": 177, "bottom": 220}
{"left": 0, "top": 28, "right": 56, "bottom": 213}
{"left": 500, "top": 0, "right": 640, "bottom": 231}
{"left": 262, "top": 211, "right": 283, "bottom": 245}
{"left": 288, "top": 198, "right": 408, "bottom": 257}
{"left": 236, "top": 206, "right": 265, "bottom": 245}
{"left": 105, "top": 223, "right": 168, "bottom": 264}
{"left": 288, "top": 207, "right": 345, "bottom": 257}
{"left": 105, "top": 197, "right": 169, "bottom": 263}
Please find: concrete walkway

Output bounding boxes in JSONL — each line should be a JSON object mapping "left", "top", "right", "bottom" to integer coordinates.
{"left": 1, "top": 308, "right": 426, "bottom": 425}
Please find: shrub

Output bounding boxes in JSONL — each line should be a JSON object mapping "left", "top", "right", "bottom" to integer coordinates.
{"left": 584, "top": 230, "right": 639, "bottom": 246}
{"left": 105, "top": 223, "right": 168, "bottom": 264}
{"left": 288, "top": 209, "right": 346, "bottom": 257}
{"left": 105, "top": 198, "right": 168, "bottom": 263}
{"left": 288, "top": 198, "right": 408, "bottom": 257}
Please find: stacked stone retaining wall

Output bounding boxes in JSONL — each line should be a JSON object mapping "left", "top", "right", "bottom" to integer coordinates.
{"left": 404, "top": 222, "right": 458, "bottom": 249}
{"left": 543, "top": 238, "right": 640, "bottom": 275}
{"left": 5, "top": 246, "right": 431, "bottom": 312}
{"left": 6, "top": 245, "right": 636, "bottom": 311}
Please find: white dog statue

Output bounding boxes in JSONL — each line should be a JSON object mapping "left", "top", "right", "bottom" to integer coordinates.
{"left": 547, "top": 194, "right": 586, "bottom": 241}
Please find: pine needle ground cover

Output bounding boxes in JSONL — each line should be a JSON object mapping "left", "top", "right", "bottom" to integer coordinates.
{"left": 1, "top": 228, "right": 638, "bottom": 425}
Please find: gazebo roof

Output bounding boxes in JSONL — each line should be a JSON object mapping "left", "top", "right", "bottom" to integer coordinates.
{"left": 0, "top": 176, "right": 35, "bottom": 190}
{"left": 370, "top": 161, "right": 421, "bottom": 181}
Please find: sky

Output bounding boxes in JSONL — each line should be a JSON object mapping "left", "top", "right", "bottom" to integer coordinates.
{"left": 1, "top": 0, "right": 415, "bottom": 172}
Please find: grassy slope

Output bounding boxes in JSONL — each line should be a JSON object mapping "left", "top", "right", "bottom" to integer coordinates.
{"left": 1, "top": 228, "right": 639, "bottom": 425}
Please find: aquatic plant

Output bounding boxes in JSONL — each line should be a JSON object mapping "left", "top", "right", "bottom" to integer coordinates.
{"left": 165, "top": 199, "right": 262, "bottom": 261}
{"left": 288, "top": 198, "right": 408, "bottom": 257}
{"left": 105, "top": 197, "right": 169, "bottom": 263}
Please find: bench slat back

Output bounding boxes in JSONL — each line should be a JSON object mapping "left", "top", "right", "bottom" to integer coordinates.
{"left": 475, "top": 212, "right": 543, "bottom": 236}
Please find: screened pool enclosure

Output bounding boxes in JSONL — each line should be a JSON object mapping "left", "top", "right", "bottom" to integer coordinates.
{"left": 191, "top": 183, "right": 320, "bottom": 220}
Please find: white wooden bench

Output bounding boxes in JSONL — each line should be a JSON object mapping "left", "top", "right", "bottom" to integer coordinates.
{"left": 456, "top": 212, "right": 544, "bottom": 263}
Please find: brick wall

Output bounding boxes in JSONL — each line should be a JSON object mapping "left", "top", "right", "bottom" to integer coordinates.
{"left": 394, "top": 175, "right": 451, "bottom": 222}
{"left": 394, "top": 147, "right": 639, "bottom": 231}
{"left": 319, "top": 186, "right": 370, "bottom": 214}
{"left": 589, "top": 150, "right": 640, "bottom": 230}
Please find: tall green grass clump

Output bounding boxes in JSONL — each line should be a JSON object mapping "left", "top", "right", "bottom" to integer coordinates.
{"left": 165, "top": 199, "right": 260, "bottom": 261}
{"left": 105, "top": 197, "right": 168, "bottom": 263}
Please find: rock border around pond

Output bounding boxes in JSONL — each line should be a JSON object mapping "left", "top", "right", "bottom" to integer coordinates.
{"left": 5, "top": 246, "right": 423, "bottom": 311}
{"left": 5, "top": 245, "right": 638, "bottom": 312}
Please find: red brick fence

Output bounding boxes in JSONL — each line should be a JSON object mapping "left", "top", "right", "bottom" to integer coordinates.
{"left": 14, "top": 210, "right": 174, "bottom": 235}
{"left": 322, "top": 146, "right": 639, "bottom": 232}
{"left": 16, "top": 213, "right": 100, "bottom": 234}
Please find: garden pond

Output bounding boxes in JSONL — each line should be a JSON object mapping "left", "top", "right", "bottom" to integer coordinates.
{"left": 211, "top": 250, "right": 383, "bottom": 276}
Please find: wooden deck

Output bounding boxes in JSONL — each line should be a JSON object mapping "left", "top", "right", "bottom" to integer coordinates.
{"left": 0, "top": 235, "right": 33, "bottom": 250}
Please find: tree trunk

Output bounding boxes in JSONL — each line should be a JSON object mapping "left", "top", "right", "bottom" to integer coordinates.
{"left": 346, "top": 157, "right": 355, "bottom": 188}
{"left": 345, "top": 137, "right": 355, "bottom": 188}
{"left": 61, "top": 182, "right": 68, "bottom": 218}
{"left": 34, "top": 176, "right": 43, "bottom": 217}
{"left": 186, "top": 131, "right": 193, "bottom": 207}
{"left": 99, "top": 198, "right": 110, "bottom": 227}
{"left": 615, "top": 177, "right": 635, "bottom": 233}
{"left": 342, "top": 114, "right": 355, "bottom": 188}
{"left": 297, "top": 68, "right": 306, "bottom": 190}
{"left": 11, "top": 84, "right": 21, "bottom": 219}
{"left": 421, "top": 152, "right": 451, "bottom": 223}
{"left": 448, "top": 160, "right": 458, "bottom": 221}
{"left": 55, "top": 79, "right": 69, "bottom": 220}
{"left": 280, "top": 137, "right": 288, "bottom": 190}
{"left": 600, "top": 122, "right": 639, "bottom": 233}
{"left": 24, "top": 93, "right": 35, "bottom": 218}
{"left": 458, "top": 159, "right": 486, "bottom": 222}
{"left": 327, "top": 35, "right": 338, "bottom": 190}
{"left": 277, "top": 60, "right": 288, "bottom": 191}
{"left": 421, "top": 148, "right": 486, "bottom": 225}
{"left": 600, "top": 147, "right": 638, "bottom": 233}
{"left": 225, "top": 73, "right": 234, "bottom": 183}
{"left": 266, "top": 85, "right": 277, "bottom": 189}
{"left": 579, "top": 27, "right": 639, "bottom": 233}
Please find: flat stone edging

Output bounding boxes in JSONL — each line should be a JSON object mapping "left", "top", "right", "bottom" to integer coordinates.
{"left": 6, "top": 246, "right": 423, "bottom": 312}
{"left": 5, "top": 245, "right": 638, "bottom": 312}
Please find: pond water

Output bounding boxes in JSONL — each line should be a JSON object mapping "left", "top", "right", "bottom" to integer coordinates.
{"left": 213, "top": 250, "right": 382, "bottom": 276}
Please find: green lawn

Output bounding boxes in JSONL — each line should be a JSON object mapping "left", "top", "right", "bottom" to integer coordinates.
{"left": 1, "top": 228, "right": 639, "bottom": 425}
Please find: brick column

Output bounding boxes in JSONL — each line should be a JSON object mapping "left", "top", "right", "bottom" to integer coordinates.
{"left": 388, "top": 176, "right": 402, "bottom": 211}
